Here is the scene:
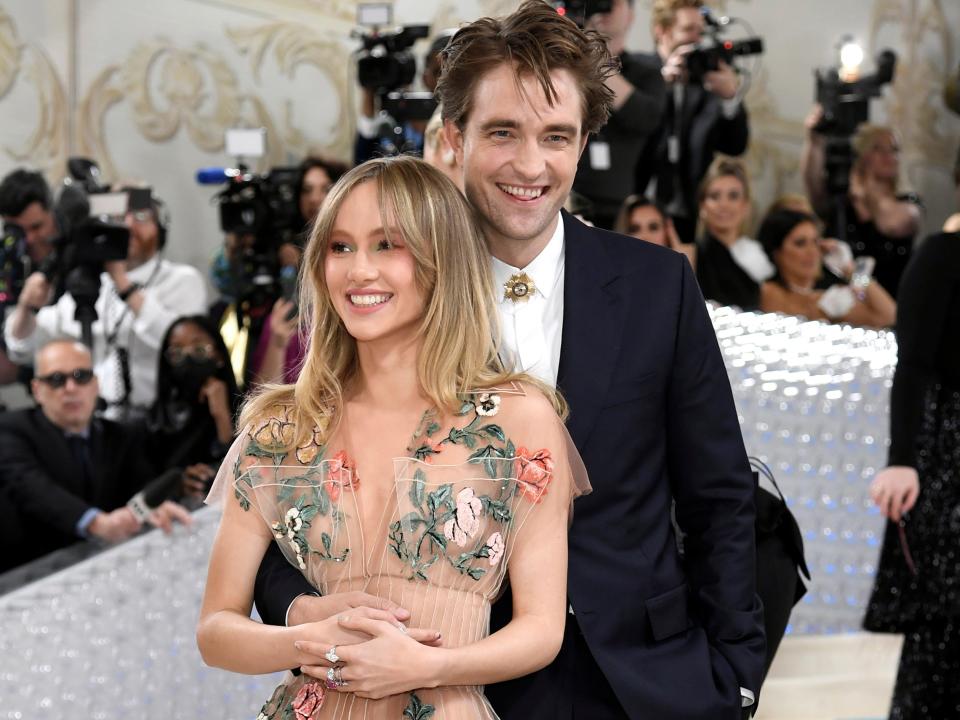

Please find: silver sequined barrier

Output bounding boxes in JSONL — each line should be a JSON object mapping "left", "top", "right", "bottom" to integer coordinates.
{"left": 0, "top": 307, "right": 895, "bottom": 718}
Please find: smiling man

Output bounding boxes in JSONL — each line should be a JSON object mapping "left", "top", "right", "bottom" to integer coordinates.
{"left": 253, "top": 3, "right": 764, "bottom": 717}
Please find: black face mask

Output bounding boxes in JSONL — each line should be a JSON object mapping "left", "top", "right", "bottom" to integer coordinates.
{"left": 170, "top": 357, "right": 221, "bottom": 398}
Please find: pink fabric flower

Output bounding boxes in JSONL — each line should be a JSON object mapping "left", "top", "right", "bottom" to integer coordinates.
{"left": 486, "top": 532, "right": 505, "bottom": 566}
{"left": 292, "top": 680, "right": 325, "bottom": 719}
{"left": 443, "top": 487, "right": 483, "bottom": 547}
{"left": 514, "top": 447, "right": 554, "bottom": 503}
{"left": 325, "top": 450, "right": 360, "bottom": 502}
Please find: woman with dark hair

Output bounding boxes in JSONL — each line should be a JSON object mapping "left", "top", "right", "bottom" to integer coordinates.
{"left": 148, "top": 315, "right": 240, "bottom": 499}
{"left": 757, "top": 208, "right": 895, "bottom": 328}
{"left": 693, "top": 157, "right": 774, "bottom": 310}
{"left": 614, "top": 194, "right": 695, "bottom": 265}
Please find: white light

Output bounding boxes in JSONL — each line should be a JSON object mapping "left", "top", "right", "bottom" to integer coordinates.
{"left": 839, "top": 41, "right": 864, "bottom": 71}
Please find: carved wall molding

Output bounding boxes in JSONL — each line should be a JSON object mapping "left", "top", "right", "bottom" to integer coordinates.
{"left": 0, "top": 7, "right": 68, "bottom": 179}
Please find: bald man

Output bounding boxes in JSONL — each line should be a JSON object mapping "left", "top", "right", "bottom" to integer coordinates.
{"left": 0, "top": 339, "right": 189, "bottom": 571}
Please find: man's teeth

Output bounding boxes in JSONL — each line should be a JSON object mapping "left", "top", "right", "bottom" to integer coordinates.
{"left": 349, "top": 294, "right": 391, "bottom": 306}
{"left": 499, "top": 184, "right": 543, "bottom": 199}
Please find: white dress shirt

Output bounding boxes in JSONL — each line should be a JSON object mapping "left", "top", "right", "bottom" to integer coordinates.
{"left": 4, "top": 255, "right": 208, "bottom": 417}
{"left": 490, "top": 214, "right": 565, "bottom": 387}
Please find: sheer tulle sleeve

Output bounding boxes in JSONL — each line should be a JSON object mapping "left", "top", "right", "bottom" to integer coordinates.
{"left": 205, "top": 428, "right": 250, "bottom": 508}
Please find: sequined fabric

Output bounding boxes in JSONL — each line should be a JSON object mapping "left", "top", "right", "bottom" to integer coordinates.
{"left": 864, "top": 385, "right": 960, "bottom": 717}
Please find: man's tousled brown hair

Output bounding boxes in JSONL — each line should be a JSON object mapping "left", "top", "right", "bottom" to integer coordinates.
{"left": 435, "top": 0, "right": 618, "bottom": 135}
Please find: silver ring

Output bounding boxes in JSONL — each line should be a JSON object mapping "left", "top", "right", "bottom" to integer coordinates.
{"left": 325, "top": 666, "right": 346, "bottom": 688}
{"left": 325, "top": 645, "right": 339, "bottom": 664}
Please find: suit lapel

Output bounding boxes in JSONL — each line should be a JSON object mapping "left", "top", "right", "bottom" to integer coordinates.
{"left": 556, "top": 211, "right": 627, "bottom": 448}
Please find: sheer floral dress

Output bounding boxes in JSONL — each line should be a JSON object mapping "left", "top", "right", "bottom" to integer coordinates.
{"left": 211, "top": 385, "right": 586, "bottom": 719}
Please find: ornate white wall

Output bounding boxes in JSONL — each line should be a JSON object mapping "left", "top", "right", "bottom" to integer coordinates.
{"left": 1, "top": 0, "right": 958, "bottom": 272}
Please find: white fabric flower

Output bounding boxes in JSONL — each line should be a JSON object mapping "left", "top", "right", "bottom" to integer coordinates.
{"left": 475, "top": 393, "right": 501, "bottom": 417}
{"left": 486, "top": 532, "right": 505, "bottom": 566}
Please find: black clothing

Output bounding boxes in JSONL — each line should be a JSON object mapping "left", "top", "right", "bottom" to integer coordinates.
{"left": 695, "top": 234, "right": 761, "bottom": 311}
{"left": 823, "top": 194, "right": 922, "bottom": 298}
{"left": 864, "top": 233, "right": 960, "bottom": 714}
{"left": 573, "top": 52, "right": 666, "bottom": 229}
{"left": 887, "top": 233, "right": 960, "bottom": 468}
{"left": 634, "top": 54, "right": 750, "bottom": 244}
{"left": 0, "top": 408, "right": 154, "bottom": 570}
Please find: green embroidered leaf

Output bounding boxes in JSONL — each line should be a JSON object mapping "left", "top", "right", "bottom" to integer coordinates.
{"left": 466, "top": 567, "right": 485, "bottom": 580}
{"left": 300, "top": 504, "right": 319, "bottom": 522}
{"left": 234, "top": 488, "right": 251, "bottom": 512}
{"left": 427, "top": 484, "right": 452, "bottom": 515}
{"left": 457, "top": 401, "right": 474, "bottom": 416}
{"left": 409, "top": 475, "right": 426, "bottom": 508}
{"left": 505, "top": 440, "right": 516, "bottom": 457}
{"left": 426, "top": 529, "right": 447, "bottom": 552}
{"left": 425, "top": 421, "right": 441, "bottom": 437}
{"left": 488, "top": 500, "right": 512, "bottom": 523}
{"left": 245, "top": 442, "right": 279, "bottom": 459}
{"left": 482, "top": 424, "right": 506, "bottom": 442}
{"left": 398, "top": 511, "right": 425, "bottom": 531}
{"left": 403, "top": 691, "right": 436, "bottom": 720}
{"left": 276, "top": 483, "right": 295, "bottom": 503}
{"left": 321, "top": 532, "right": 332, "bottom": 553}
{"left": 317, "top": 484, "right": 330, "bottom": 516}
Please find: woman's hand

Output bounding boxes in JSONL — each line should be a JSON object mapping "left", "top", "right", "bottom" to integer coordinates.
{"left": 269, "top": 299, "right": 298, "bottom": 349}
{"left": 198, "top": 377, "right": 231, "bottom": 420}
{"left": 298, "top": 614, "right": 444, "bottom": 699}
{"left": 869, "top": 466, "right": 920, "bottom": 522}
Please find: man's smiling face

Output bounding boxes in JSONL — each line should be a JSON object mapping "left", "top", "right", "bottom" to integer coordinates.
{"left": 446, "top": 63, "right": 587, "bottom": 264}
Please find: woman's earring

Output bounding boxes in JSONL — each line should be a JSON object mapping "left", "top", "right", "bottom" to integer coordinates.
{"left": 442, "top": 149, "right": 455, "bottom": 166}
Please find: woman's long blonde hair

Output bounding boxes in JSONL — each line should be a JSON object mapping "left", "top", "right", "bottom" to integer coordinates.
{"left": 240, "top": 156, "right": 562, "bottom": 448}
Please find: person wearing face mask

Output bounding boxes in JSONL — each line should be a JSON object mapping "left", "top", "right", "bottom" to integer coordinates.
{"left": 147, "top": 315, "right": 239, "bottom": 501}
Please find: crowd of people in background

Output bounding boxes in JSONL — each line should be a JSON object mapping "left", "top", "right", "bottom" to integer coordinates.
{"left": 0, "top": 0, "right": 956, "bottom": 596}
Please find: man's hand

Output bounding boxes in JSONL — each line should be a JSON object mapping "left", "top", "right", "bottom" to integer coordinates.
{"left": 88, "top": 507, "right": 142, "bottom": 543}
{"left": 17, "top": 271, "right": 52, "bottom": 311}
{"left": 288, "top": 591, "right": 412, "bottom": 627}
{"left": 182, "top": 463, "right": 216, "bottom": 499}
{"left": 870, "top": 466, "right": 920, "bottom": 522}
{"left": 147, "top": 500, "right": 193, "bottom": 534}
{"left": 661, "top": 43, "right": 695, "bottom": 84}
{"left": 703, "top": 59, "right": 739, "bottom": 100}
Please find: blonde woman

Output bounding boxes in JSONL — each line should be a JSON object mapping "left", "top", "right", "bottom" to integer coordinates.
{"left": 801, "top": 109, "right": 922, "bottom": 296}
{"left": 197, "top": 156, "right": 587, "bottom": 719}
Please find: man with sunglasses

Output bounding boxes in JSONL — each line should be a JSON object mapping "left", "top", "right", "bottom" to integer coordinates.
{"left": 0, "top": 339, "right": 191, "bottom": 572}
{"left": 4, "top": 191, "right": 207, "bottom": 421}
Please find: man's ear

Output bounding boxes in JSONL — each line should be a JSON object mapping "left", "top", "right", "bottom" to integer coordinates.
{"left": 443, "top": 120, "right": 465, "bottom": 166}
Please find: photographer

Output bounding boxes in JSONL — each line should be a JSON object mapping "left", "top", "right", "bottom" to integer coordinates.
{"left": 0, "top": 169, "right": 60, "bottom": 386}
{"left": 802, "top": 106, "right": 922, "bottom": 297}
{"left": 634, "top": 0, "right": 750, "bottom": 244}
{"left": 353, "top": 30, "right": 451, "bottom": 164}
{"left": 3, "top": 189, "right": 207, "bottom": 421}
{"left": 571, "top": 0, "right": 667, "bottom": 230}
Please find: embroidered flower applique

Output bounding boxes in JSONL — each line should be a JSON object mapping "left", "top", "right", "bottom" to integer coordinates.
{"left": 443, "top": 488, "right": 483, "bottom": 547}
{"left": 475, "top": 392, "right": 501, "bottom": 417}
{"left": 486, "top": 532, "right": 505, "bottom": 566}
{"left": 514, "top": 447, "right": 554, "bottom": 503}
{"left": 325, "top": 450, "right": 360, "bottom": 502}
{"left": 291, "top": 680, "right": 325, "bottom": 719}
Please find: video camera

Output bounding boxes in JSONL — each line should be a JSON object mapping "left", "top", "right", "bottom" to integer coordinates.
{"left": 686, "top": 8, "right": 763, "bottom": 83}
{"left": 548, "top": 0, "right": 612, "bottom": 28}
{"left": 812, "top": 46, "right": 897, "bottom": 237}
{"left": 354, "top": 4, "right": 436, "bottom": 154}
{"left": 197, "top": 128, "right": 302, "bottom": 311}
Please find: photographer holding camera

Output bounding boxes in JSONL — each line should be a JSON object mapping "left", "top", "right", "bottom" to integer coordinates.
{"left": 570, "top": 0, "right": 667, "bottom": 230}
{"left": 0, "top": 169, "right": 62, "bottom": 386}
{"left": 3, "top": 181, "right": 207, "bottom": 421}
{"left": 634, "top": 0, "right": 752, "bottom": 244}
{"left": 353, "top": 28, "right": 449, "bottom": 163}
{"left": 801, "top": 107, "right": 921, "bottom": 297}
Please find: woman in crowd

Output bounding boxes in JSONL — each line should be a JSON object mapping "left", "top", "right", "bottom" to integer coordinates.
{"left": 422, "top": 107, "right": 462, "bottom": 190}
{"left": 198, "top": 156, "right": 587, "bottom": 718}
{"left": 863, "top": 226, "right": 960, "bottom": 718}
{"left": 693, "top": 157, "right": 774, "bottom": 310}
{"left": 757, "top": 208, "right": 895, "bottom": 328}
{"left": 802, "top": 110, "right": 922, "bottom": 297}
{"left": 613, "top": 195, "right": 695, "bottom": 267}
{"left": 148, "top": 315, "right": 240, "bottom": 500}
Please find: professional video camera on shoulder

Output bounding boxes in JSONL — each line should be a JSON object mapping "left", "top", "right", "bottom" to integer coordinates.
{"left": 686, "top": 7, "right": 763, "bottom": 83}
{"left": 196, "top": 128, "right": 301, "bottom": 310}
{"left": 354, "top": 3, "right": 435, "bottom": 141}
{"left": 548, "top": 0, "right": 612, "bottom": 28}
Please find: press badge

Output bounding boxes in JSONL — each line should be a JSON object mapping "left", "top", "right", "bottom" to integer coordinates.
{"left": 589, "top": 141, "right": 611, "bottom": 170}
